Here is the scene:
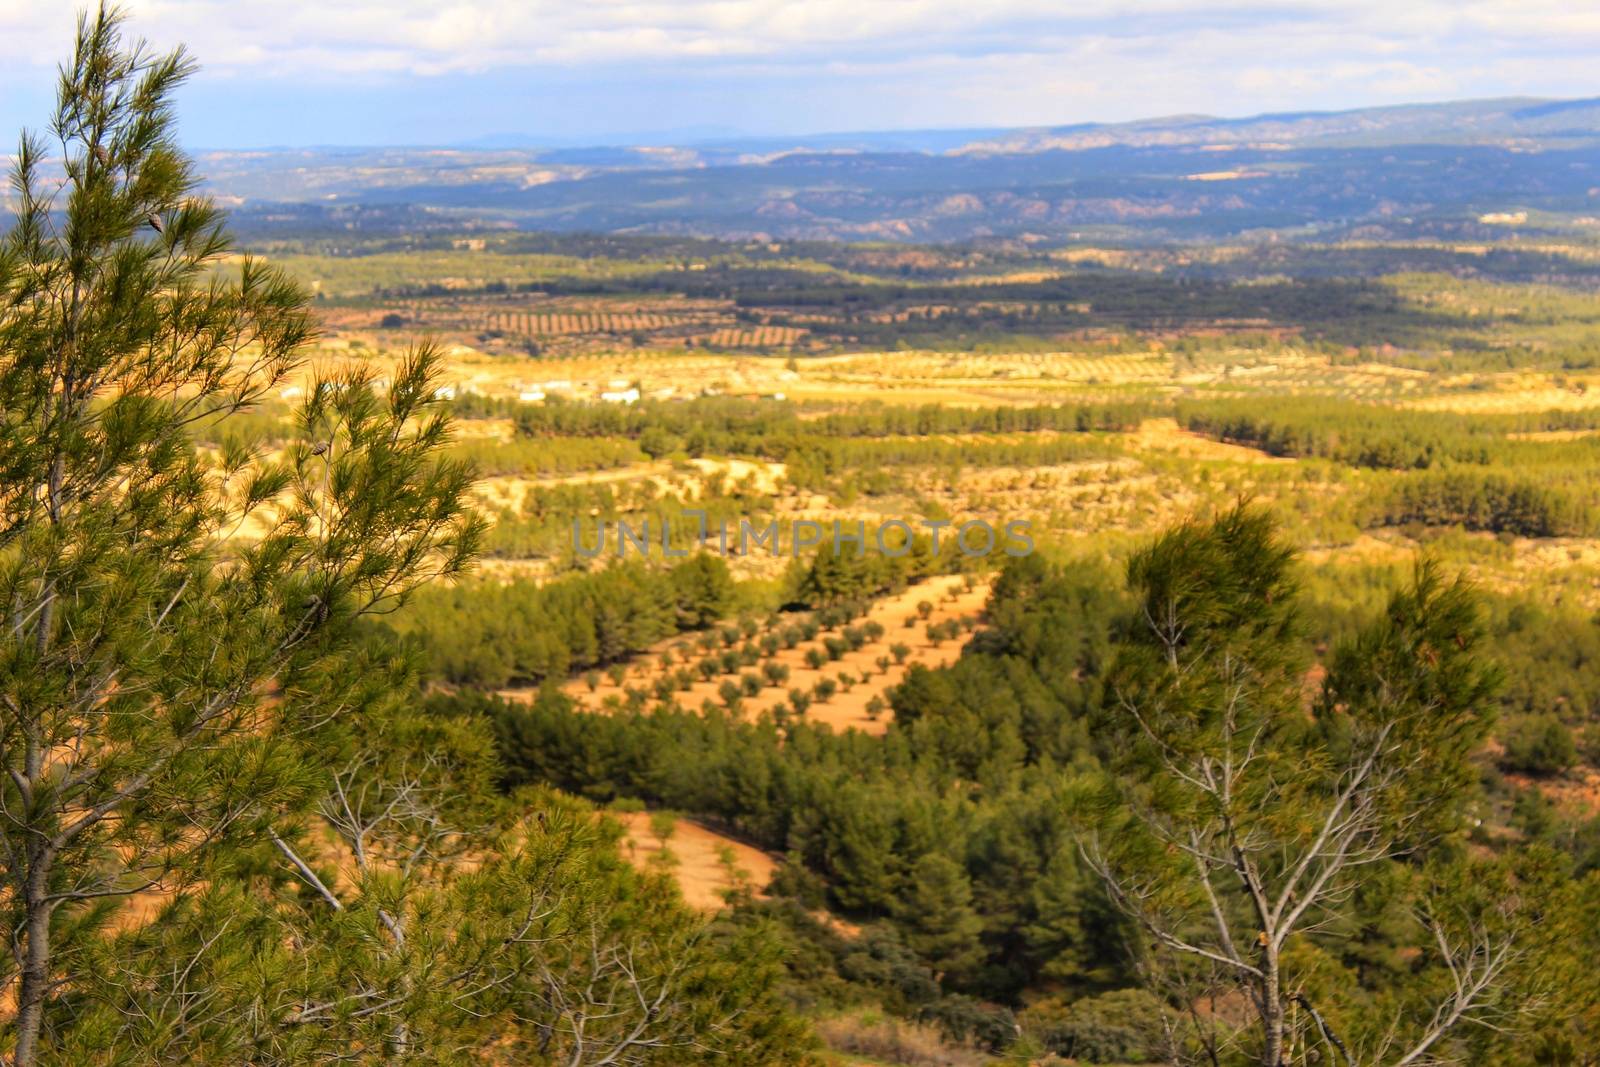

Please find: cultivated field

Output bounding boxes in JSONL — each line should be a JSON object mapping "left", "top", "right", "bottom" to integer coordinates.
{"left": 524, "top": 575, "right": 990, "bottom": 736}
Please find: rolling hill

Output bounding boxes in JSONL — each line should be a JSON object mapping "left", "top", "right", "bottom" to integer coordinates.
{"left": 201, "top": 95, "right": 1600, "bottom": 244}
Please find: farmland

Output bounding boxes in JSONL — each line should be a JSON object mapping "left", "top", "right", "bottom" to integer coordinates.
{"left": 243, "top": 228, "right": 1600, "bottom": 771}
{"left": 248, "top": 234, "right": 1600, "bottom": 622}
{"left": 256, "top": 229, "right": 1597, "bottom": 1063}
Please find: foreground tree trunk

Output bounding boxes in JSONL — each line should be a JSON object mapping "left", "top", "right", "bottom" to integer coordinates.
{"left": 14, "top": 861, "right": 53, "bottom": 1067}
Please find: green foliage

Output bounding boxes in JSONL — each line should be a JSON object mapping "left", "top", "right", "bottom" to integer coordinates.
{"left": 1375, "top": 469, "right": 1592, "bottom": 537}
{"left": 394, "top": 554, "right": 734, "bottom": 687}
{"left": 472, "top": 394, "right": 1147, "bottom": 455}
{"left": 1499, "top": 713, "right": 1578, "bottom": 776}
{"left": 0, "top": 13, "right": 813, "bottom": 1064}
{"left": 59, "top": 782, "right": 810, "bottom": 1065}
{"left": 453, "top": 507, "right": 1600, "bottom": 1060}
{"left": 460, "top": 557, "right": 1131, "bottom": 1005}
{"left": 1180, "top": 397, "right": 1501, "bottom": 469}
{"left": 1019, "top": 988, "right": 1164, "bottom": 1063}
{"left": 1082, "top": 505, "right": 1527, "bottom": 1065}
{"left": 893, "top": 855, "right": 985, "bottom": 986}
{"left": 0, "top": 13, "right": 485, "bottom": 1061}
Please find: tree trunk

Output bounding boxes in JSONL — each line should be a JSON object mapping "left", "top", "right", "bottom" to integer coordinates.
{"left": 1261, "top": 954, "right": 1284, "bottom": 1067}
{"left": 14, "top": 855, "right": 54, "bottom": 1067}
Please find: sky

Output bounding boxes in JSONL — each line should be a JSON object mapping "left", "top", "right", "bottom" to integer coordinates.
{"left": 1, "top": 1, "right": 1597, "bottom": 148}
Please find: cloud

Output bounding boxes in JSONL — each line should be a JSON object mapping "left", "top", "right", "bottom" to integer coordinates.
{"left": 0, "top": 1, "right": 1596, "bottom": 144}
{"left": 0, "top": 2, "right": 1590, "bottom": 78}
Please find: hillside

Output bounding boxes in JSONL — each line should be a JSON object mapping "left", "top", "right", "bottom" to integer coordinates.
{"left": 194, "top": 95, "right": 1600, "bottom": 244}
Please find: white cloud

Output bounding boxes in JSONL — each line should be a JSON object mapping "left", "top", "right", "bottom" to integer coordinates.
{"left": 0, "top": 1, "right": 1591, "bottom": 78}
{"left": 1, "top": 1, "right": 1596, "bottom": 143}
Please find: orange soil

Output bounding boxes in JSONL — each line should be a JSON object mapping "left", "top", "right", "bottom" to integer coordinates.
{"left": 514, "top": 574, "right": 990, "bottom": 736}
{"left": 1127, "top": 417, "right": 1291, "bottom": 464}
{"left": 612, "top": 812, "right": 778, "bottom": 912}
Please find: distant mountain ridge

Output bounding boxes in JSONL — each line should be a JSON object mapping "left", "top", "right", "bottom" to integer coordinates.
{"left": 198, "top": 95, "right": 1600, "bottom": 245}
{"left": 952, "top": 97, "right": 1600, "bottom": 155}
{"left": 438, "top": 95, "right": 1600, "bottom": 159}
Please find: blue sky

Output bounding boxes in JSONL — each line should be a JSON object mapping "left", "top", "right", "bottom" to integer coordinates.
{"left": 2, "top": 1, "right": 1597, "bottom": 148}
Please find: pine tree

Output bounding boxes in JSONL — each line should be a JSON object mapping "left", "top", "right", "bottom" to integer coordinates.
{"left": 1075, "top": 504, "right": 1555, "bottom": 1065}
{"left": 896, "top": 853, "right": 985, "bottom": 985}
{"left": 0, "top": 9, "right": 480, "bottom": 1062}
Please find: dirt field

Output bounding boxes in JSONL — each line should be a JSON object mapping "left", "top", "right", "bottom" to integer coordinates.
{"left": 596, "top": 574, "right": 984, "bottom": 736}
{"left": 612, "top": 812, "right": 777, "bottom": 911}
{"left": 497, "top": 574, "right": 990, "bottom": 736}
{"left": 1403, "top": 379, "right": 1600, "bottom": 414}
{"left": 1125, "top": 416, "right": 1290, "bottom": 463}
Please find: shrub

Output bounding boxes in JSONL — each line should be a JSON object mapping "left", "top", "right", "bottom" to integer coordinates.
{"left": 647, "top": 810, "right": 677, "bottom": 842}
{"left": 1499, "top": 713, "right": 1578, "bottom": 776}
{"left": 814, "top": 1014, "right": 987, "bottom": 1067}
{"left": 1021, "top": 988, "right": 1165, "bottom": 1064}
